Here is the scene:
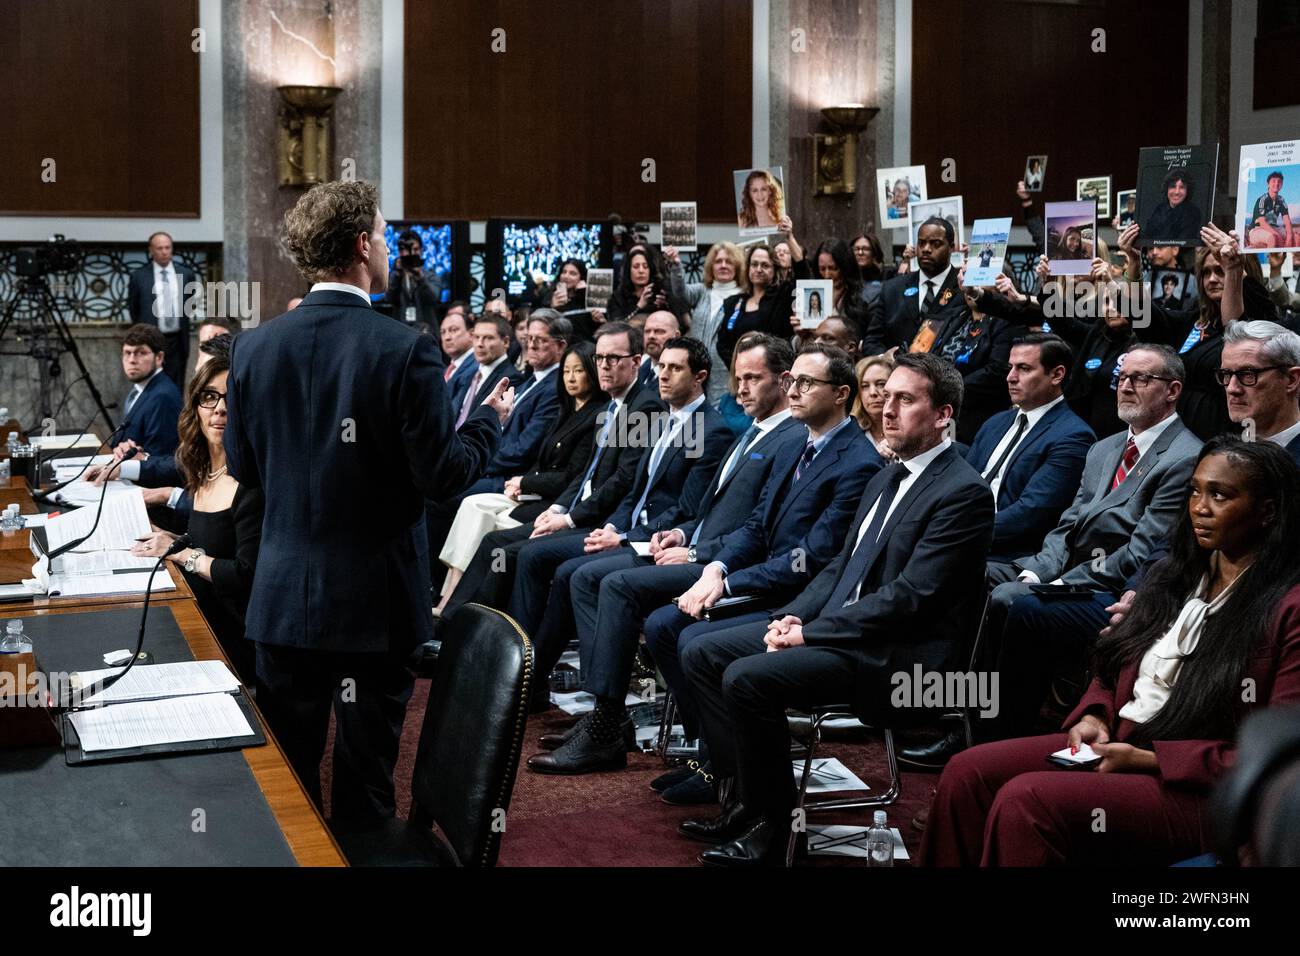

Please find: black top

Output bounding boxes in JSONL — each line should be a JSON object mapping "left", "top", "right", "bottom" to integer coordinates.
{"left": 183, "top": 484, "right": 264, "bottom": 674}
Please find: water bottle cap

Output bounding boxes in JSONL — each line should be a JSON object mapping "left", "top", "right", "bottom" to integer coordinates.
{"left": 873, "top": 810, "right": 887, "bottom": 827}
{"left": 6, "top": 620, "right": 21, "bottom": 633}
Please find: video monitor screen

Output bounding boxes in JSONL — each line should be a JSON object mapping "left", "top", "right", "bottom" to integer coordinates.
{"left": 492, "top": 220, "right": 608, "bottom": 298}
{"left": 383, "top": 221, "right": 466, "bottom": 304}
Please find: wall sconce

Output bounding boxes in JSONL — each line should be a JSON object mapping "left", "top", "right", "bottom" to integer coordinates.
{"left": 277, "top": 85, "right": 342, "bottom": 187}
{"left": 812, "top": 104, "right": 880, "bottom": 196}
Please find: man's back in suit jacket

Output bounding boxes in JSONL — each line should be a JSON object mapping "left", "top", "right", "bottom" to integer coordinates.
{"left": 1016, "top": 415, "right": 1202, "bottom": 592}
{"left": 224, "top": 289, "right": 501, "bottom": 653}
{"left": 777, "top": 444, "right": 995, "bottom": 719}
{"left": 966, "top": 401, "right": 1096, "bottom": 559}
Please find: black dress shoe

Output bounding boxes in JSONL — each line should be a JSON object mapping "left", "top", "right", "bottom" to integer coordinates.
{"left": 661, "top": 761, "right": 717, "bottom": 806}
{"left": 527, "top": 725, "right": 627, "bottom": 775}
{"left": 678, "top": 800, "right": 757, "bottom": 844}
{"left": 539, "top": 716, "right": 635, "bottom": 752}
{"left": 699, "top": 818, "right": 788, "bottom": 867}
{"left": 650, "top": 762, "right": 698, "bottom": 793}
{"left": 899, "top": 728, "right": 966, "bottom": 771}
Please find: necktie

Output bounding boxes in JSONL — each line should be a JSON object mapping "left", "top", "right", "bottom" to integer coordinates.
{"left": 921, "top": 280, "right": 936, "bottom": 314}
{"left": 629, "top": 414, "right": 683, "bottom": 527}
{"left": 455, "top": 369, "right": 483, "bottom": 428}
{"left": 690, "top": 424, "right": 761, "bottom": 546}
{"left": 570, "top": 400, "right": 619, "bottom": 510}
{"left": 158, "top": 268, "right": 177, "bottom": 334}
{"left": 125, "top": 385, "right": 142, "bottom": 416}
{"left": 1111, "top": 437, "right": 1139, "bottom": 490}
{"left": 793, "top": 441, "right": 817, "bottom": 482}
{"left": 830, "top": 465, "right": 909, "bottom": 608}
{"left": 444, "top": 360, "right": 456, "bottom": 383}
{"left": 983, "top": 412, "right": 1029, "bottom": 483}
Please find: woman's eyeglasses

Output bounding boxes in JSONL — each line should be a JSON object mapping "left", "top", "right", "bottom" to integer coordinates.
{"left": 197, "top": 389, "right": 227, "bottom": 409}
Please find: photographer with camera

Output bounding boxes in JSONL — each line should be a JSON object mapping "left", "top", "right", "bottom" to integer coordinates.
{"left": 383, "top": 228, "right": 443, "bottom": 326}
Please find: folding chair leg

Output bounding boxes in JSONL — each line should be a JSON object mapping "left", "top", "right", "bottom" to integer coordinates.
{"left": 655, "top": 690, "right": 676, "bottom": 762}
{"left": 785, "top": 715, "right": 824, "bottom": 867}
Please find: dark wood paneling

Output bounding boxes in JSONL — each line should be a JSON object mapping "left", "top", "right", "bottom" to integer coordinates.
{"left": 912, "top": 0, "right": 1189, "bottom": 222}
{"left": 0, "top": 0, "right": 201, "bottom": 217}
{"left": 404, "top": 0, "right": 752, "bottom": 221}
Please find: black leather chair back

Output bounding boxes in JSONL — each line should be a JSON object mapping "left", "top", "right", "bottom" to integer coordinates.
{"left": 409, "top": 603, "right": 533, "bottom": 867}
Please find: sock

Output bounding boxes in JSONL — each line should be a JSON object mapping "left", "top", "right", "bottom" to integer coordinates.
{"left": 587, "top": 697, "right": 627, "bottom": 744}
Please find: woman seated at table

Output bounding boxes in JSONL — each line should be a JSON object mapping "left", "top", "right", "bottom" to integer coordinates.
{"left": 131, "top": 354, "right": 263, "bottom": 685}
{"left": 920, "top": 437, "right": 1300, "bottom": 866}
{"left": 434, "top": 341, "right": 605, "bottom": 614}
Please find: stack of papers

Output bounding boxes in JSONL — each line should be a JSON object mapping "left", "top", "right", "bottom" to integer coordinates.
{"left": 24, "top": 488, "right": 175, "bottom": 598}
{"left": 67, "top": 660, "right": 253, "bottom": 754}
{"left": 31, "top": 433, "right": 103, "bottom": 451}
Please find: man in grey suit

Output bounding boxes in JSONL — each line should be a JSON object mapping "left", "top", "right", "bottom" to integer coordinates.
{"left": 983, "top": 344, "right": 1202, "bottom": 738}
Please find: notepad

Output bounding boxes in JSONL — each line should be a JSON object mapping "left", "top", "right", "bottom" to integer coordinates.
{"left": 630, "top": 541, "right": 653, "bottom": 557}
{"left": 68, "top": 694, "right": 255, "bottom": 753}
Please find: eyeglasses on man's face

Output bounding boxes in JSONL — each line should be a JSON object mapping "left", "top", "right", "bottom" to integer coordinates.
{"left": 786, "top": 375, "right": 834, "bottom": 394}
{"left": 1115, "top": 372, "right": 1174, "bottom": 389}
{"left": 1214, "top": 365, "right": 1287, "bottom": 387}
{"left": 594, "top": 353, "right": 635, "bottom": 368}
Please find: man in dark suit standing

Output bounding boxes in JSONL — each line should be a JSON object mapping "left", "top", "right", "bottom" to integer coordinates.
{"left": 115, "top": 324, "right": 183, "bottom": 456}
{"left": 127, "top": 231, "right": 198, "bottom": 389}
{"left": 678, "top": 352, "right": 994, "bottom": 865}
{"left": 223, "top": 181, "right": 513, "bottom": 823}
{"left": 861, "top": 217, "right": 966, "bottom": 356}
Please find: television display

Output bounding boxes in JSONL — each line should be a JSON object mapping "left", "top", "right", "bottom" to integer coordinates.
{"left": 382, "top": 220, "right": 470, "bottom": 304}
{"left": 487, "top": 220, "right": 610, "bottom": 301}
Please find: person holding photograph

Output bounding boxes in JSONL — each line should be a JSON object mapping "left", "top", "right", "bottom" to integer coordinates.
{"left": 921, "top": 437, "right": 1300, "bottom": 867}
{"left": 544, "top": 257, "right": 588, "bottom": 314}
{"left": 738, "top": 169, "right": 784, "bottom": 231}
{"left": 717, "top": 218, "right": 808, "bottom": 370}
{"left": 1248, "top": 171, "right": 1295, "bottom": 249}
{"left": 663, "top": 242, "right": 744, "bottom": 412}
{"left": 1025, "top": 157, "right": 1044, "bottom": 191}
{"left": 606, "top": 245, "right": 682, "bottom": 324}
{"left": 772, "top": 238, "right": 795, "bottom": 284}
{"left": 815, "top": 237, "right": 871, "bottom": 333}
{"left": 1145, "top": 167, "right": 1204, "bottom": 246}
{"left": 806, "top": 290, "right": 824, "bottom": 326}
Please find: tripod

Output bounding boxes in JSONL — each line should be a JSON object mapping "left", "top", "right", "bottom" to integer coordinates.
{"left": 0, "top": 273, "right": 116, "bottom": 435}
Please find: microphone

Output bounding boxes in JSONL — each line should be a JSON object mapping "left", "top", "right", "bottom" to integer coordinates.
{"left": 32, "top": 416, "right": 131, "bottom": 501}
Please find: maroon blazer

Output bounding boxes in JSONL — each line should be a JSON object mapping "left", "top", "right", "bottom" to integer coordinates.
{"left": 1064, "top": 583, "right": 1300, "bottom": 793}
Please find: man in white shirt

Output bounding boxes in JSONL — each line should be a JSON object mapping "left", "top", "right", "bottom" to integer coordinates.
{"left": 128, "top": 232, "right": 199, "bottom": 388}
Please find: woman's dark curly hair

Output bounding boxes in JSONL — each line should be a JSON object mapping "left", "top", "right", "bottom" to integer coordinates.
{"left": 176, "top": 354, "right": 230, "bottom": 495}
{"left": 1092, "top": 436, "right": 1300, "bottom": 746}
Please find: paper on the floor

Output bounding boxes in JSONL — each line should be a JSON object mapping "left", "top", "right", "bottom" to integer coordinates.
{"left": 794, "top": 756, "right": 871, "bottom": 794}
{"left": 821, "top": 716, "right": 866, "bottom": 730}
{"left": 551, "top": 689, "right": 648, "bottom": 715}
{"left": 76, "top": 660, "right": 240, "bottom": 706}
{"left": 68, "top": 693, "right": 254, "bottom": 753}
{"left": 635, "top": 723, "right": 684, "bottom": 745}
{"left": 807, "top": 824, "right": 909, "bottom": 861}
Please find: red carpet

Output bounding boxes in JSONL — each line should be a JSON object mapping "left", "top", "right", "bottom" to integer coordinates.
{"left": 321, "top": 678, "right": 942, "bottom": 867}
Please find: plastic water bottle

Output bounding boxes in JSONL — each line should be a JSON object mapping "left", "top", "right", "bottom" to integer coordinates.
{"left": 0, "top": 620, "right": 32, "bottom": 654}
{"left": 5, "top": 431, "right": 18, "bottom": 455}
{"left": 866, "top": 810, "right": 894, "bottom": 867}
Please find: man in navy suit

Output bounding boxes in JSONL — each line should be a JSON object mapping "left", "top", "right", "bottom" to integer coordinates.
{"left": 116, "top": 324, "right": 182, "bottom": 456}
{"left": 453, "top": 314, "right": 521, "bottom": 430}
{"left": 861, "top": 217, "right": 967, "bottom": 356}
{"left": 424, "top": 311, "right": 568, "bottom": 571}
{"left": 127, "top": 232, "right": 199, "bottom": 389}
{"left": 438, "top": 323, "right": 663, "bottom": 623}
{"left": 962, "top": 333, "right": 1095, "bottom": 560}
{"left": 224, "top": 181, "right": 512, "bottom": 822}
{"left": 509, "top": 338, "right": 732, "bottom": 693}
{"left": 529, "top": 342, "right": 880, "bottom": 777}
{"left": 441, "top": 307, "right": 478, "bottom": 412}
{"left": 678, "top": 352, "right": 993, "bottom": 864}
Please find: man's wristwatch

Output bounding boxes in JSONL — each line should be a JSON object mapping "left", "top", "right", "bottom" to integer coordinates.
{"left": 182, "top": 548, "right": 206, "bottom": 574}
{"left": 687, "top": 546, "right": 697, "bottom": 563}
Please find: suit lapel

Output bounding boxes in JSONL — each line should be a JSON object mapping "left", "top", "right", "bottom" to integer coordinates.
{"left": 1080, "top": 422, "right": 1180, "bottom": 528}
{"left": 856, "top": 451, "right": 951, "bottom": 581}
{"left": 774, "top": 428, "right": 845, "bottom": 527}
{"left": 1001, "top": 401, "right": 1065, "bottom": 476}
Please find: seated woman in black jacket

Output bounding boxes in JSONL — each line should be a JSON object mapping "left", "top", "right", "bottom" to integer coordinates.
{"left": 131, "top": 353, "right": 263, "bottom": 685}
{"left": 434, "top": 341, "right": 606, "bottom": 613}
{"left": 604, "top": 246, "right": 685, "bottom": 325}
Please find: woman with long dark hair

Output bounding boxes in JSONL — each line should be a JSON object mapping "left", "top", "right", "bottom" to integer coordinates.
{"left": 605, "top": 245, "right": 682, "bottom": 323}
{"left": 544, "top": 257, "right": 588, "bottom": 313}
{"left": 921, "top": 437, "right": 1300, "bottom": 866}
{"left": 130, "top": 354, "right": 263, "bottom": 684}
{"left": 434, "top": 341, "right": 606, "bottom": 612}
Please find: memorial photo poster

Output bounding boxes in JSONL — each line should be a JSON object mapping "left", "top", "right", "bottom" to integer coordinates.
{"left": 879, "top": 165, "right": 927, "bottom": 230}
{"left": 1045, "top": 200, "right": 1096, "bottom": 276}
{"left": 1136, "top": 144, "right": 1219, "bottom": 247}
{"left": 734, "top": 167, "right": 786, "bottom": 236}
{"left": 1237, "top": 140, "right": 1300, "bottom": 253}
